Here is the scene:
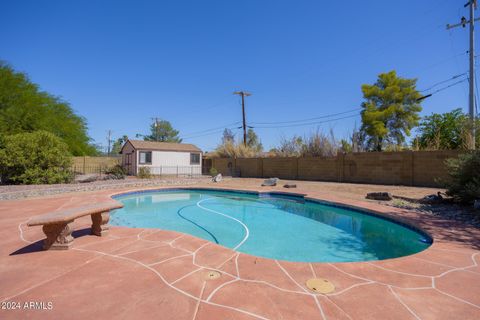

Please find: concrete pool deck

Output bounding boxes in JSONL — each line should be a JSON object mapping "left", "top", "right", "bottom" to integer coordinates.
{"left": 1, "top": 179, "right": 479, "bottom": 319}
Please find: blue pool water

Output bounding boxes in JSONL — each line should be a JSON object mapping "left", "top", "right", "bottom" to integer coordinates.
{"left": 111, "top": 189, "right": 431, "bottom": 262}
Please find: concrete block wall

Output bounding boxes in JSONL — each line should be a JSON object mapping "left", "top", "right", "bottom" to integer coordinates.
{"left": 343, "top": 152, "right": 413, "bottom": 185}
{"left": 412, "top": 150, "right": 460, "bottom": 187}
{"left": 235, "top": 158, "right": 263, "bottom": 178}
{"left": 209, "top": 150, "right": 461, "bottom": 187}
{"left": 298, "top": 157, "right": 340, "bottom": 181}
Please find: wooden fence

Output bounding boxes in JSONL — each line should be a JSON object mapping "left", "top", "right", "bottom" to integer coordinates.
{"left": 208, "top": 150, "right": 462, "bottom": 187}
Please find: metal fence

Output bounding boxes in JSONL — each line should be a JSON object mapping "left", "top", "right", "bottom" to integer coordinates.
{"left": 71, "top": 164, "right": 113, "bottom": 175}
{"left": 139, "top": 166, "right": 203, "bottom": 178}
{"left": 71, "top": 164, "right": 204, "bottom": 178}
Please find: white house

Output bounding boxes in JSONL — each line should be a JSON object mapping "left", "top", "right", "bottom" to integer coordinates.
{"left": 120, "top": 140, "right": 202, "bottom": 176}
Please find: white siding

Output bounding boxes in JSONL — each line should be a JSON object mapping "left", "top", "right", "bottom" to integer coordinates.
{"left": 137, "top": 150, "right": 202, "bottom": 175}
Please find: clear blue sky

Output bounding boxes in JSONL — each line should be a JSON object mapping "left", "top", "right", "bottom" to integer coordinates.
{"left": 1, "top": 0, "right": 476, "bottom": 152}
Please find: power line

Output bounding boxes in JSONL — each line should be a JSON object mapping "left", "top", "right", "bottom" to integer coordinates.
{"left": 253, "top": 113, "right": 360, "bottom": 129}
{"left": 181, "top": 124, "right": 244, "bottom": 141}
{"left": 180, "top": 121, "right": 241, "bottom": 139}
{"left": 426, "top": 78, "right": 469, "bottom": 96}
{"left": 420, "top": 73, "right": 467, "bottom": 92}
{"left": 448, "top": 29, "right": 470, "bottom": 101}
{"left": 250, "top": 108, "right": 361, "bottom": 125}
{"left": 182, "top": 128, "right": 233, "bottom": 140}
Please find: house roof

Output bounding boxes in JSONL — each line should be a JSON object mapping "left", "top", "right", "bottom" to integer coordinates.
{"left": 120, "top": 140, "right": 202, "bottom": 153}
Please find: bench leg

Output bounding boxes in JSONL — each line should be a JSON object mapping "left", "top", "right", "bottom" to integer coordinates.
{"left": 91, "top": 211, "right": 110, "bottom": 236}
{"left": 42, "top": 222, "right": 74, "bottom": 250}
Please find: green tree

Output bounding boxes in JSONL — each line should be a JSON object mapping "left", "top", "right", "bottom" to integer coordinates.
{"left": 246, "top": 128, "right": 263, "bottom": 152}
{"left": 360, "top": 71, "right": 422, "bottom": 151}
{"left": 414, "top": 108, "right": 480, "bottom": 150}
{"left": 111, "top": 135, "right": 129, "bottom": 154}
{"left": 0, "top": 62, "right": 98, "bottom": 155}
{"left": 143, "top": 120, "right": 182, "bottom": 142}
{"left": 0, "top": 131, "right": 73, "bottom": 184}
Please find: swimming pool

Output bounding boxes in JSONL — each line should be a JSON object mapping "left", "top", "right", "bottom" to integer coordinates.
{"left": 111, "top": 189, "right": 431, "bottom": 262}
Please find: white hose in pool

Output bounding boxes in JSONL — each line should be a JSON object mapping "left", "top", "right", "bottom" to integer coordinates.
{"left": 196, "top": 198, "right": 250, "bottom": 251}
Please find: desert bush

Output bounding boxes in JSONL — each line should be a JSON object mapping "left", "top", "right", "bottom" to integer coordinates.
{"left": 0, "top": 131, "right": 73, "bottom": 184}
{"left": 270, "top": 136, "right": 303, "bottom": 157}
{"left": 271, "top": 131, "right": 339, "bottom": 157}
{"left": 211, "top": 141, "right": 259, "bottom": 158}
{"left": 209, "top": 167, "right": 218, "bottom": 176}
{"left": 105, "top": 164, "right": 127, "bottom": 179}
{"left": 300, "top": 130, "right": 338, "bottom": 157}
{"left": 137, "top": 166, "right": 152, "bottom": 179}
{"left": 444, "top": 151, "right": 480, "bottom": 203}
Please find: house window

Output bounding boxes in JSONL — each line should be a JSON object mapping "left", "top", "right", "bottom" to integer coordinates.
{"left": 139, "top": 151, "right": 152, "bottom": 164}
{"left": 190, "top": 153, "right": 200, "bottom": 165}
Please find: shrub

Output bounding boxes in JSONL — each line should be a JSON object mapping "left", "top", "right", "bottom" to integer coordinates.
{"left": 105, "top": 164, "right": 127, "bottom": 179}
{"left": 209, "top": 167, "right": 218, "bottom": 177}
{"left": 137, "top": 167, "right": 151, "bottom": 179}
{"left": 270, "top": 130, "right": 339, "bottom": 157}
{"left": 211, "top": 141, "right": 259, "bottom": 158}
{"left": 444, "top": 151, "right": 480, "bottom": 203}
{"left": 300, "top": 130, "right": 338, "bottom": 157}
{"left": 271, "top": 136, "right": 303, "bottom": 157}
{"left": 0, "top": 131, "right": 73, "bottom": 184}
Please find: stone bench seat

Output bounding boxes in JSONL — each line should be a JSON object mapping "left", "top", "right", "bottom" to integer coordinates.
{"left": 27, "top": 202, "right": 124, "bottom": 250}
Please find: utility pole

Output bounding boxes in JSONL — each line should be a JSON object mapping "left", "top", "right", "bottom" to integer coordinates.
{"left": 106, "top": 130, "right": 112, "bottom": 156}
{"left": 233, "top": 91, "right": 251, "bottom": 146}
{"left": 447, "top": 0, "right": 478, "bottom": 149}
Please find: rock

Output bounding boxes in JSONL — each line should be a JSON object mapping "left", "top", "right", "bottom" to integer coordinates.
{"left": 474, "top": 200, "right": 480, "bottom": 210}
{"left": 366, "top": 192, "right": 392, "bottom": 201}
{"left": 75, "top": 174, "right": 100, "bottom": 183}
{"left": 212, "top": 173, "right": 222, "bottom": 183}
{"left": 421, "top": 192, "right": 444, "bottom": 204}
{"left": 283, "top": 184, "right": 297, "bottom": 188}
{"left": 261, "top": 178, "right": 278, "bottom": 187}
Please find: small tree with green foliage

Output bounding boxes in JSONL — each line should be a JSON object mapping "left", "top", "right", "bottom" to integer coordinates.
{"left": 444, "top": 151, "right": 480, "bottom": 204}
{"left": 360, "top": 71, "right": 422, "bottom": 151}
{"left": 143, "top": 120, "right": 182, "bottom": 142}
{"left": 0, "top": 131, "right": 73, "bottom": 184}
{"left": 111, "top": 135, "right": 129, "bottom": 154}
{"left": 414, "top": 108, "right": 480, "bottom": 150}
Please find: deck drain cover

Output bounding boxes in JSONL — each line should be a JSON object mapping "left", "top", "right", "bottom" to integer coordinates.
{"left": 306, "top": 278, "right": 335, "bottom": 294}
{"left": 204, "top": 270, "right": 221, "bottom": 280}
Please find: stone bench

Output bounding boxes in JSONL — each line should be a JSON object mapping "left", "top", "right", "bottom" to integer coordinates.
{"left": 27, "top": 202, "right": 124, "bottom": 250}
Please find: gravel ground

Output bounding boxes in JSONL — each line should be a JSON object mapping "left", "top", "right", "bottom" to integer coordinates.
{"left": 0, "top": 176, "right": 213, "bottom": 201}
{"left": 385, "top": 198, "right": 480, "bottom": 228}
